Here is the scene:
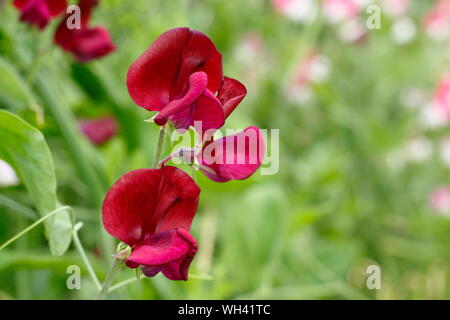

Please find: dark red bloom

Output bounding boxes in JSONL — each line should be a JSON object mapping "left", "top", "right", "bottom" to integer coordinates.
{"left": 13, "top": 0, "right": 67, "bottom": 30}
{"left": 199, "top": 126, "right": 265, "bottom": 182}
{"left": 54, "top": 0, "right": 115, "bottom": 62}
{"left": 102, "top": 166, "right": 200, "bottom": 281}
{"left": 127, "top": 27, "right": 247, "bottom": 133}
{"left": 78, "top": 116, "right": 118, "bottom": 146}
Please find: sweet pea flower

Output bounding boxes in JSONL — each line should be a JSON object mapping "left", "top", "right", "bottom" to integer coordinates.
{"left": 78, "top": 116, "right": 118, "bottom": 146}
{"left": 13, "top": 0, "right": 67, "bottom": 30}
{"left": 429, "top": 186, "right": 450, "bottom": 217}
{"left": 420, "top": 75, "right": 450, "bottom": 129}
{"left": 127, "top": 27, "right": 246, "bottom": 134}
{"left": 54, "top": 0, "right": 115, "bottom": 62}
{"left": 102, "top": 166, "right": 200, "bottom": 280}
{"left": 198, "top": 126, "right": 265, "bottom": 182}
{"left": 287, "top": 50, "right": 330, "bottom": 105}
{"left": 423, "top": 0, "right": 450, "bottom": 41}
{"left": 323, "top": 0, "right": 360, "bottom": 24}
{"left": 271, "top": 0, "right": 318, "bottom": 23}
{"left": 380, "top": 0, "right": 410, "bottom": 18}
{"left": 338, "top": 18, "right": 368, "bottom": 44}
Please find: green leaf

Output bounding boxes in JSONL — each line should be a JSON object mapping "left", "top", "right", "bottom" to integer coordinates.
{"left": 0, "top": 110, "right": 72, "bottom": 256}
{"left": 0, "top": 57, "right": 35, "bottom": 110}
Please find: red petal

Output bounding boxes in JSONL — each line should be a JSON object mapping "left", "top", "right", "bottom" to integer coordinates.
{"left": 102, "top": 166, "right": 200, "bottom": 246}
{"left": 17, "top": 0, "right": 51, "bottom": 30}
{"left": 199, "top": 126, "right": 265, "bottom": 182}
{"left": 78, "top": 116, "right": 118, "bottom": 145}
{"left": 126, "top": 27, "right": 192, "bottom": 111}
{"left": 46, "top": 0, "right": 67, "bottom": 17}
{"left": 13, "top": 0, "right": 28, "bottom": 9}
{"left": 190, "top": 89, "right": 225, "bottom": 133}
{"left": 218, "top": 77, "right": 247, "bottom": 119}
{"left": 154, "top": 71, "right": 208, "bottom": 126}
{"left": 173, "top": 30, "right": 223, "bottom": 97}
{"left": 126, "top": 228, "right": 197, "bottom": 281}
{"left": 55, "top": 26, "right": 116, "bottom": 62}
{"left": 71, "top": 27, "right": 116, "bottom": 62}
{"left": 126, "top": 28, "right": 223, "bottom": 112}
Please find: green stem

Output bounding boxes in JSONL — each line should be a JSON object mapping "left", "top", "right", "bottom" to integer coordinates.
{"left": 0, "top": 206, "right": 70, "bottom": 251}
{"left": 72, "top": 223, "right": 101, "bottom": 290}
{"left": 152, "top": 125, "right": 166, "bottom": 168}
{"left": 95, "top": 255, "right": 120, "bottom": 300}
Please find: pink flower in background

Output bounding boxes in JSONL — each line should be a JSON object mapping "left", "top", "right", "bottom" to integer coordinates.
{"left": 381, "top": 0, "right": 411, "bottom": 18}
{"left": 127, "top": 28, "right": 246, "bottom": 134}
{"left": 13, "top": 0, "right": 67, "bottom": 30}
{"left": 287, "top": 50, "right": 330, "bottom": 105}
{"left": 429, "top": 186, "right": 450, "bottom": 216}
{"left": 234, "top": 32, "right": 268, "bottom": 85}
{"left": 423, "top": 0, "right": 450, "bottom": 41}
{"left": 199, "top": 126, "right": 265, "bottom": 183}
{"left": 323, "top": 0, "right": 360, "bottom": 24}
{"left": 102, "top": 166, "right": 200, "bottom": 280}
{"left": 420, "top": 75, "right": 450, "bottom": 128}
{"left": 78, "top": 116, "right": 118, "bottom": 146}
{"left": 54, "top": 0, "right": 115, "bottom": 62}
{"left": 272, "top": 0, "right": 318, "bottom": 23}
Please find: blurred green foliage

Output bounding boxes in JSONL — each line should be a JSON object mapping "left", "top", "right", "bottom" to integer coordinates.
{"left": 0, "top": 0, "right": 449, "bottom": 300}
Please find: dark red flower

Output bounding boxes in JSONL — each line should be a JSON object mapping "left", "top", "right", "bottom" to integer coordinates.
{"left": 102, "top": 166, "right": 200, "bottom": 281}
{"left": 54, "top": 0, "right": 115, "bottom": 62}
{"left": 199, "top": 126, "right": 265, "bottom": 182}
{"left": 78, "top": 116, "right": 118, "bottom": 146}
{"left": 13, "top": 0, "right": 67, "bottom": 30}
{"left": 127, "top": 27, "right": 246, "bottom": 133}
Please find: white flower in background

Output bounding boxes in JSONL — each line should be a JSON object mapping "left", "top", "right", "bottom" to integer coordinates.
{"left": 438, "top": 135, "right": 450, "bottom": 169}
{"left": 420, "top": 102, "right": 449, "bottom": 129}
{"left": 0, "top": 159, "right": 19, "bottom": 187}
{"left": 272, "top": 0, "right": 318, "bottom": 23}
{"left": 423, "top": 0, "right": 450, "bottom": 41}
{"left": 391, "top": 17, "right": 417, "bottom": 45}
{"left": 338, "top": 18, "right": 367, "bottom": 44}
{"left": 405, "top": 136, "right": 433, "bottom": 163}
{"left": 380, "top": 0, "right": 410, "bottom": 18}
{"left": 399, "top": 87, "right": 427, "bottom": 110}
{"left": 428, "top": 186, "right": 450, "bottom": 217}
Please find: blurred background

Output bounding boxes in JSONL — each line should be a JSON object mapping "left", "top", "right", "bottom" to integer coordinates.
{"left": 0, "top": 0, "right": 450, "bottom": 299}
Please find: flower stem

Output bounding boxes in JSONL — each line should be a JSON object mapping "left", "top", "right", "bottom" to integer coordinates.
{"left": 152, "top": 125, "right": 166, "bottom": 168}
{"left": 95, "top": 255, "right": 120, "bottom": 300}
{"left": 72, "top": 223, "right": 101, "bottom": 290}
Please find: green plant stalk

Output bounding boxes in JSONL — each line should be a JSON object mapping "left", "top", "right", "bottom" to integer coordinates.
{"left": 152, "top": 125, "right": 166, "bottom": 168}
{"left": 0, "top": 206, "right": 70, "bottom": 251}
{"left": 72, "top": 223, "right": 101, "bottom": 290}
{"left": 95, "top": 255, "right": 120, "bottom": 300}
